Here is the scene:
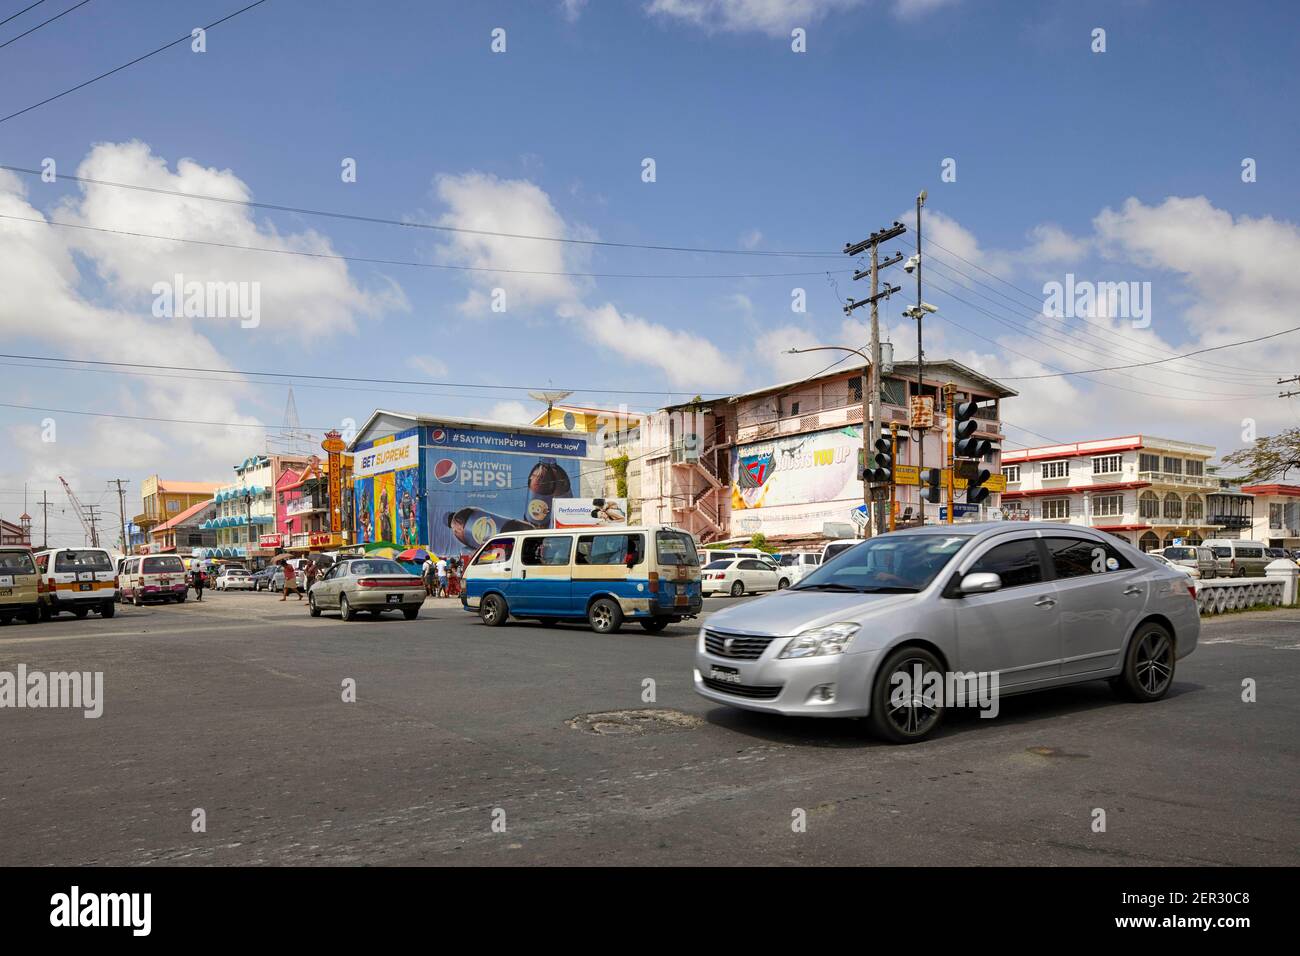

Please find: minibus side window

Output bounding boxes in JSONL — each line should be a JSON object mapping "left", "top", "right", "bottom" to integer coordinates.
{"left": 576, "top": 533, "right": 643, "bottom": 566}
{"left": 474, "top": 538, "right": 515, "bottom": 565}
{"left": 521, "top": 536, "right": 573, "bottom": 567}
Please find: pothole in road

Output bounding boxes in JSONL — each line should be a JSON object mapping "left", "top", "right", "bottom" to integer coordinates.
{"left": 567, "top": 708, "right": 704, "bottom": 736}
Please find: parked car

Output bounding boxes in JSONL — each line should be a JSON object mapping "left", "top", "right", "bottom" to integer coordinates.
{"left": 775, "top": 551, "right": 821, "bottom": 586}
{"left": 695, "top": 522, "right": 1199, "bottom": 743}
{"left": 0, "top": 546, "right": 42, "bottom": 625}
{"left": 214, "top": 565, "right": 254, "bottom": 591}
{"left": 250, "top": 567, "right": 277, "bottom": 591}
{"left": 1149, "top": 553, "right": 1197, "bottom": 591}
{"left": 34, "top": 547, "right": 117, "bottom": 618}
{"left": 1203, "top": 539, "right": 1270, "bottom": 577}
{"left": 308, "top": 557, "right": 426, "bottom": 620}
{"left": 1264, "top": 547, "right": 1289, "bottom": 562}
{"left": 701, "top": 557, "right": 789, "bottom": 597}
{"left": 1153, "top": 546, "right": 1218, "bottom": 579}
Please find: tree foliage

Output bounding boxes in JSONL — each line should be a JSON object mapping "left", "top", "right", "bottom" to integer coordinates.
{"left": 1221, "top": 428, "right": 1300, "bottom": 483}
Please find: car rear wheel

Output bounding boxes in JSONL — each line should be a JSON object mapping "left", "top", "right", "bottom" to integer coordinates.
{"left": 868, "top": 646, "right": 947, "bottom": 744}
{"left": 339, "top": 594, "right": 356, "bottom": 622}
{"left": 1114, "top": 622, "right": 1176, "bottom": 701}
{"left": 22, "top": 604, "right": 40, "bottom": 624}
{"left": 480, "top": 593, "right": 508, "bottom": 627}
{"left": 588, "top": 597, "right": 623, "bottom": 634}
{"left": 402, "top": 607, "right": 419, "bottom": 621}
{"left": 308, "top": 593, "right": 321, "bottom": 617}
{"left": 778, "top": 577, "right": 790, "bottom": 589}
{"left": 730, "top": 580, "right": 744, "bottom": 597}
{"left": 101, "top": 601, "right": 115, "bottom": 619}
{"left": 133, "top": 591, "right": 143, "bottom": 607}
{"left": 639, "top": 617, "right": 670, "bottom": 633}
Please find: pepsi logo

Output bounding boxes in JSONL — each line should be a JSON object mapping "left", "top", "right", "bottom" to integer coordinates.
{"left": 433, "top": 459, "right": 458, "bottom": 483}
{"left": 431, "top": 428, "right": 448, "bottom": 445}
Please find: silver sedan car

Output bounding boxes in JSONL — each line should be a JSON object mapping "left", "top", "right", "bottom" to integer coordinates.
{"left": 307, "top": 558, "right": 426, "bottom": 621}
{"left": 694, "top": 522, "right": 1199, "bottom": 743}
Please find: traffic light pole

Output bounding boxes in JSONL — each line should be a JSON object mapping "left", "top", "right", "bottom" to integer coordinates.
{"left": 945, "top": 383, "right": 955, "bottom": 525}
{"left": 889, "top": 423, "right": 898, "bottom": 533}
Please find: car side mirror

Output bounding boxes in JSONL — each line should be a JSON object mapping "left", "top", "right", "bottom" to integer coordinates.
{"left": 959, "top": 572, "right": 1003, "bottom": 595}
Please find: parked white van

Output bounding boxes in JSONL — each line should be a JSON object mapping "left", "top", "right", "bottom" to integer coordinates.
{"left": 1202, "top": 539, "right": 1270, "bottom": 578}
{"left": 35, "top": 547, "right": 118, "bottom": 618}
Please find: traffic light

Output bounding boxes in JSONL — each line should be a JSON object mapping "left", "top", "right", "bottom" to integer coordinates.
{"left": 953, "top": 400, "right": 993, "bottom": 459}
{"left": 967, "top": 467, "right": 993, "bottom": 505}
{"left": 921, "top": 467, "right": 942, "bottom": 504}
{"left": 863, "top": 432, "right": 907, "bottom": 484}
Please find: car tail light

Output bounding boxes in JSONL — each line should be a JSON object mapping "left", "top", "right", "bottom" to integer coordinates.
{"left": 48, "top": 576, "right": 56, "bottom": 589}
{"left": 1187, "top": 584, "right": 1197, "bottom": 600}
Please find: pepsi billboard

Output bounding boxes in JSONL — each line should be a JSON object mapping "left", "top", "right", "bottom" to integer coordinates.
{"left": 424, "top": 421, "right": 594, "bottom": 556}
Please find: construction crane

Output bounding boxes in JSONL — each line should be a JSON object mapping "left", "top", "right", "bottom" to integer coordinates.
{"left": 58, "top": 476, "right": 99, "bottom": 547}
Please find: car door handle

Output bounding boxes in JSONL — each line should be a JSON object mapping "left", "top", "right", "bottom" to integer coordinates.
{"left": 520, "top": 569, "right": 527, "bottom": 580}
{"left": 1034, "top": 596, "right": 1056, "bottom": 608}
{"left": 1123, "top": 585, "right": 1142, "bottom": 596}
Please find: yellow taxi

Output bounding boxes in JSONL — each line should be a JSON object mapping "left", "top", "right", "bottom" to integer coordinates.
{"left": 0, "top": 546, "right": 43, "bottom": 625}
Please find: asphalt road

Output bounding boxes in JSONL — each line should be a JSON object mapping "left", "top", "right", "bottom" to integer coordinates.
{"left": 1, "top": 589, "right": 1296, "bottom": 866}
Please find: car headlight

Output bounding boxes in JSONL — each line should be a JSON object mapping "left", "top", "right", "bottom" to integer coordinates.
{"left": 779, "top": 622, "right": 860, "bottom": 659}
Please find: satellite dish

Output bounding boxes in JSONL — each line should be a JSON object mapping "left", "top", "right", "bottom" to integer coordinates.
{"left": 563, "top": 412, "right": 576, "bottom": 431}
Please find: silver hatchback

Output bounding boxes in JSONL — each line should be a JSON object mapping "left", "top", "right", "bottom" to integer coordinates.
{"left": 694, "top": 522, "right": 1200, "bottom": 743}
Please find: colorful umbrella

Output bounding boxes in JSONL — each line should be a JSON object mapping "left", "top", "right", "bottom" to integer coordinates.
{"left": 397, "top": 547, "right": 434, "bottom": 562}
{"left": 367, "top": 547, "right": 397, "bottom": 559}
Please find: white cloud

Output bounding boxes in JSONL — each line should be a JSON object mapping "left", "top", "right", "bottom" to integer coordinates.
{"left": 561, "top": 301, "right": 745, "bottom": 390}
{"left": 486, "top": 400, "right": 533, "bottom": 425}
{"left": 739, "top": 228, "right": 763, "bottom": 249}
{"left": 406, "top": 354, "right": 448, "bottom": 378}
{"left": 754, "top": 323, "right": 833, "bottom": 379}
{"left": 431, "top": 171, "right": 591, "bottom": 315}
{"left": 644, "top": 0, "right": 952, "bottom": 35}
{"left": 559, "top": 0, "right": 589, "bottom": 21}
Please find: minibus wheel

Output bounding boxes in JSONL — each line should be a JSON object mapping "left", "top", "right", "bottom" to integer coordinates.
{"left": 588, "top": 598, "right": 622, "bottom": 634}
{"left": 639, "top": 617, "right": 669, "bottom": 633}
{"left": 101, "top": 601, "right": 115, "bottom": 619}
{"left": 73, "top": 607, "right": 89, "bottom": 619}
{"left": 480, "top": 593, "right": 508, "bottom": 627}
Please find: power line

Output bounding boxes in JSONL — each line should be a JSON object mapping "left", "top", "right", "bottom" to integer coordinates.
{"left": 0, "top": 0, "right": 269, "bottom": 124}
{"left": 0, "top": 352, "right": 726, "bottom": 398}
{"left": 0, "top": 213, "right": 851, "bottom": 280}
{"left": 0, "top": 1, "right": 48, "bottom": 29}
{"left": 0, "top": 163, "right": 843, "bottom": 259}
{"left": 919, "top": 234, "right": 1289, "bottom": 378}
{"left": 0, "top": 0, "right": 91, "bottom": 51}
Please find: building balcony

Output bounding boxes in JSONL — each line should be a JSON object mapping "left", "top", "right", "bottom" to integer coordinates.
{"left": 1137, "top": 471, "right": 1217, "bottom": 489}
{"left": 1208, "top": 514, "right": 1252, "bottom": 530}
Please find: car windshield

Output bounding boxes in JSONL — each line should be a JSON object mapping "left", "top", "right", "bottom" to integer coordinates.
{"left": 0, "top": 550, "right": 36, "bottom": 574}
{"left": 794, "top": 534, "right": 971, "bottom": 593}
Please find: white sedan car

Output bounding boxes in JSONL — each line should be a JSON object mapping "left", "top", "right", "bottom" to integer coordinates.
{"left": 702, "top": 558, "right": 790, "bottom": 597}
{"left": 215, "top": 567, "right": 255, "bottom": 591}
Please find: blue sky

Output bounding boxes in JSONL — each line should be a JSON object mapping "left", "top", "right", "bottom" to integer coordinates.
{"left": 2, "top": 0, "right": 1298, "bottom": 541}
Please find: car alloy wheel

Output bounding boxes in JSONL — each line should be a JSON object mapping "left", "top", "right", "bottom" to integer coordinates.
{"left": 730, "top": 580, "right": 744, "bottom": 597}
{"left": 1116, "top": 623, "right": 1176, "bottom": 701}
{"left": 340, "top": 594, "right": 355, "bottom": 622}
{"left": 588, "top": 597, "right": 622, "bottom": 634}
{"left": 870, "top": 646, "right": 946, "bottom": 744}
{"left": 480, "top": 594, "right": 507, "bottom": 627}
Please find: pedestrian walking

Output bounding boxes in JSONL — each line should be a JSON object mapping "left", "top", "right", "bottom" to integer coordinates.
{"left": 192, "top": 565, "right": 206, "bottom": 601}
{"left": 280, "top": 560, "right": 302, "bottom": 601}
{"left": 436, "top": 556, "right": 449, "bottom": 599}
{"left": 422, "top": 556, "right": 436, "bottom": 596}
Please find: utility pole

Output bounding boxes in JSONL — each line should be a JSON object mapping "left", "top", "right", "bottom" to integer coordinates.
{"left": 1278, "top": 375, "right": 1300, "bottom": 398}
{"left": 914, "top": 190, "right": 927, "bottom": 525}
{"left": 110, "top": 478, "right": 130, "bottom": 554}
{"left": 40, "top": 490, "right": 50, "bottom": 550}
{"left": 84, "top": 504, "right": 102, "bottom": 548}
{"left": 843, "top": 222, "right": 904, "bottom": 537}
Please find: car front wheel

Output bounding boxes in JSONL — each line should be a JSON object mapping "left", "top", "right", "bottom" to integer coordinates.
{"left": 480, "top": 593, "right": 508, "bottom": 627}
{"left": 868, "top": 646, "right": 947, "bottom": 744}
{"left": 308, "top": 593, "right": 321, "bottom": 617}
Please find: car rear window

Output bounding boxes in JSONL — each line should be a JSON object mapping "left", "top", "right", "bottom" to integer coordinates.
{"left": 0, "top": 550, "right": 36, "bottom": 574}
{"left": 54, "top": 550, "right": 113, "bottom": 572}
{"left": 704, "top": 560, "right": 733, "bottom": 570}
{"left": 823, "top": 542, "right": 856, "bottom": 561}
{"left": 655, "top": 530, "right": 699, "bottom": 566}
{"left": 348, "top": 559, "right": 407, "bottom": 575}
{"left": 143, "top": 556, "right": 185, "bottom": 574}
{"left": 1162, "top": 547, "right": 1195, "bottom": 560}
